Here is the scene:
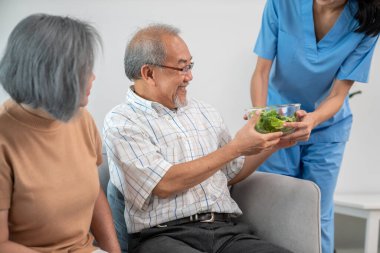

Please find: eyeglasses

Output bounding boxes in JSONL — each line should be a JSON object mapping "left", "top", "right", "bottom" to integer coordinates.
{"left": 150, "top": 62, "right": 194, "bottom": 74}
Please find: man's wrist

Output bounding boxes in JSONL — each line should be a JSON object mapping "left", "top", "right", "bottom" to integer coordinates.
{"left": 223, "top": 141, "right": 241, "bottom": 160}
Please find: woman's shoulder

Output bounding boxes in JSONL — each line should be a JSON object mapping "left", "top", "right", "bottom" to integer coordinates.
{"left": 73, "top": 108, "right": 98, "bottom": 132}
{"left": 0, "top": 100, "right": 26, "bottom": 131}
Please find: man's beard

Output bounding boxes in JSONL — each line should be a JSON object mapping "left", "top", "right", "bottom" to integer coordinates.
{"left": 174, "top": 95, "right": 188, "bottom": 108}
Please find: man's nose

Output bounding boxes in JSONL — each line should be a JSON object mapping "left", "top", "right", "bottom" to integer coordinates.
{"left": 184, "top": 70, "right": 193, "bottom": 81}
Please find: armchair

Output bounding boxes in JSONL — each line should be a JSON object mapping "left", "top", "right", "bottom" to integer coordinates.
{"left": 231, "top": 172, "right": 321, "bottom": 253}
{"left": 98, "top": 151, "right": 321, "bottom": 253}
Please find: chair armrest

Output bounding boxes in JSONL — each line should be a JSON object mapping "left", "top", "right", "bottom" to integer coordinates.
{"left": 231, "top": 172, "right": 321, "bottom": 253}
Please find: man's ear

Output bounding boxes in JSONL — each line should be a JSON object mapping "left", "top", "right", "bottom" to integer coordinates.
{"left": 141, "top": 64, "right": 155, "bottom": 85}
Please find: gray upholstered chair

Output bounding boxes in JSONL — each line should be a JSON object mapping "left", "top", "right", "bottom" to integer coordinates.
{"left": 98, "top": 150, "right": 110, "bottom": 195}
{"left": 98, "top": 151, "right": 321, "bottom": 253}
{"left": 231, "top": 172, "right": 321, "bottom": 253}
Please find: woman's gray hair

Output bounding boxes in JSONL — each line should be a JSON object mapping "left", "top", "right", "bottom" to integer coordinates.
{"left": 0, "top": 14, "right": 102, "bottom": 121}
{"left": 124, "top": 24, "right": 180, "bottom": 81}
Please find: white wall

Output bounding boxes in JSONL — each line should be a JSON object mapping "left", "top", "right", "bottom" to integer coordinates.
{"left": 0, "top": 0, "right": 262, "bottom": 135}
{"left": 1, "top": 0, "right": 380, "bottom": 247}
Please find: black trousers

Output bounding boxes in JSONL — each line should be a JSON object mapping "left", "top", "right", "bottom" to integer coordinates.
{"left": 128, "top": 221, "right": 292, "bottom": 253}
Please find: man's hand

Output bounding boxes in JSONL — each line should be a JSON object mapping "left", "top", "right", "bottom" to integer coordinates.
{"left": 232, "top": 111, "right": 283, "bottom": 156}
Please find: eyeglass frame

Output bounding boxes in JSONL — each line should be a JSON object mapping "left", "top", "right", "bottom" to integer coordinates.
{"left": 148, "top": 62, "right": 194, "bottom": 74}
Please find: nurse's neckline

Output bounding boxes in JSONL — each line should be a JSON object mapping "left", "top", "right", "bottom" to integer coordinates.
{"left": 312, "top": 0, "right": 348, "bottom": 43}
{"left": 313, "top": 0, "right": 348, "bottom": 13}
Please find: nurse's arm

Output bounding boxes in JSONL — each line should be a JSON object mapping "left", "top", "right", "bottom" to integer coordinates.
{"left": 283, "top": 79, "right": 354, "bottom": 142}
{"left": 312, "top": 79, "right": 354, "bottom": 125}
{"left": 250, "top": 57, "right": 273, "bottom": 107}
{"left": 0, "top": 210, "right": 39, "bottom": 252}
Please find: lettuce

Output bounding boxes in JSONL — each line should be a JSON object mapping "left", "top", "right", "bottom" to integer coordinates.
{"left": 255, "top": 109, "right": 297, "bottom": 133}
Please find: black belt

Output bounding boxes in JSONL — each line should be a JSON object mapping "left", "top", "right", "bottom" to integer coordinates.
{"left": 129, "top": 212, "right": 232, "bottom": 239}
{"left": 157, "top": 212, "right": 231, "bottom": 227}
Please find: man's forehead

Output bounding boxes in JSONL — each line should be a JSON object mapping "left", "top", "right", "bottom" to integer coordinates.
{"left": 164, "top": 36, "right": 192, "bottom": 63}
{"left": 167, "top": 54, "right": 192, "bottom": 65}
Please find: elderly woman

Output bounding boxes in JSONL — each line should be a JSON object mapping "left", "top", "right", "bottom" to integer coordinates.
{"left": 0, "top": 14, "right": 120, "bottom": 253}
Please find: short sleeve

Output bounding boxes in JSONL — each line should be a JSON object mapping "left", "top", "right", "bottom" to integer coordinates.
{"left": 254, "top": 0, "right": 279, "bottom": 60}
{"left": 0, "top": 158, "right": 12, "bottom": 210}
{"left": 336, "top": 34, "right": 379, "bottom": 82}
{"left": 217, "top": 118, "right": 245, "bottom": 180}
{"left": 83, "top": 109, "right": 103, "bottom": 166}
{"left": 93, "top": 123, "right": 103, "bottom": 167}
{"left": 0, "top": 105, "right": 12, "bottom": 210}
{"left": 103, "top": 116, "right": 172, "bottom": 211}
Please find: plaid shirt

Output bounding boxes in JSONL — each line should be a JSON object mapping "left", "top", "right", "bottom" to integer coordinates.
{"left": 103, "top": 86, "right": 244, "bottom": 233}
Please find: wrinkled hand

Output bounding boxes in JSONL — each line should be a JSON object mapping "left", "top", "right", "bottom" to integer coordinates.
{"left": 233, "top": 111, "right": 283, "bottom": 156}
{"left": 281, "top": 110, "right": 316, "bottom": 142}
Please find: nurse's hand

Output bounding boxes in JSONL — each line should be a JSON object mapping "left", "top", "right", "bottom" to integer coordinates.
{"left": 281, "top": 110, "right": 317, "bottom": 142}
{"left": 275, "top": 138, "right": 297, "bottom": 149}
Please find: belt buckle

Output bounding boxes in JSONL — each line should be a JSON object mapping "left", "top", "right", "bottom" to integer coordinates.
{"left": 200, "top": 212, "right": 215, "bottom": 223}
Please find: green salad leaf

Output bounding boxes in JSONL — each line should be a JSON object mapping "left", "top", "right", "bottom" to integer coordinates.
{"left": 255, "top": 109, "right": 297, "bottom": 133}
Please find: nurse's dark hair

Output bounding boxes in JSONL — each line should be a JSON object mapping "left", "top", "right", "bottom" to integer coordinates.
{"left": 355, "top": 0, "right": 380, "bottom": 36}
{"left": 0, "top": 14, "right": 102, "bottom": 121}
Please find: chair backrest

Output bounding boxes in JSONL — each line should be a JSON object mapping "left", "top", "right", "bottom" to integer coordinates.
{"left": 231, "top": 172, "right": 322, "bottom": 253}
{"left": 98, "top": 150, "right": 110, "bottom": 195}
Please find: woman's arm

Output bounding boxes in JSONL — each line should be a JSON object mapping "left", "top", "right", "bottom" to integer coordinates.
{"left": 0, "top": 210, "right": 39, "bottom": 253}
{"left": 90, "top": 189, "right": 121, "bottom": 253}
{"left": 283, "top": 79, "right": 354, "bottom": 142}
{"left": 250, "top": 57, "right": 273, "bottom": 107}
{"left": 309, "top": 79, "right": 354, "bottom": 127}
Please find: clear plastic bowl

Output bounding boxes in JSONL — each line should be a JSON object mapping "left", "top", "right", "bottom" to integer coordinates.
{"left": 246, "top": 103, "right": 301, "bottom": 134}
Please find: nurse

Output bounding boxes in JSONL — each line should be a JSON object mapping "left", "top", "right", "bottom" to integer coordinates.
{"left": 250, "top": 0, "right": 380, "bottom": 252}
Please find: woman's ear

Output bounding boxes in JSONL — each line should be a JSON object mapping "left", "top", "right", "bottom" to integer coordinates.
{"left": 141, "top": 64, "right": 156, "bottom": 85}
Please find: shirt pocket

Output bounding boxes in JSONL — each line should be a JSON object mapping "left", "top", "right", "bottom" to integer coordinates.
{"left": 159, "top": 137, "right": 186, "bottom": 164}
{"left": 277, "top": 30, "right": 299, "bottom": 63}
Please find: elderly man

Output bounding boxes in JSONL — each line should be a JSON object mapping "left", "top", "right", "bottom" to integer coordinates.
{"left": 103, "top": 24, "right": 293, "bottom": 253}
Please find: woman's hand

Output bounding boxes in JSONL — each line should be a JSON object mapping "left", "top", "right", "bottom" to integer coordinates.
{"left": 275, "top": 138, "right": 297, "bottom": 149}
{"left": 281, "top": 110, "right": 317, "bottom": 142}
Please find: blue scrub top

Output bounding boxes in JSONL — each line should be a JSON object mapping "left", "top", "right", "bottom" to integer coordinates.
{"left": 254, "top": 0, "right": 379, "bottom": 143}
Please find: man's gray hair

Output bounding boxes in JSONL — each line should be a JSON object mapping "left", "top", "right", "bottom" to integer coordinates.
{"left": 0, "top": 14, "right": 101, "bottom": 121}
{"left": 124, "top": 24, "right": 180, "bottom": 81}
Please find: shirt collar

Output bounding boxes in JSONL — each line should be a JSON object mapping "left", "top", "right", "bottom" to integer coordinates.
{"left": 346, "top": 0, "right": 358, "bottom": 19}
{"left": 126, "top": 85, "right": 180, "bottom": 117}
{"left": 3, "top": 99, "right": 63, "bottom": 131}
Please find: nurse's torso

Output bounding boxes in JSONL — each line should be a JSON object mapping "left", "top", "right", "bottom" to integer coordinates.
{"left": 269, "top": 0, "right": 364, "bottom": 142}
